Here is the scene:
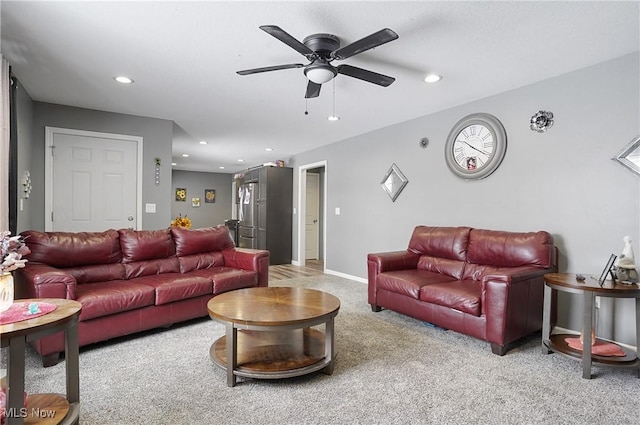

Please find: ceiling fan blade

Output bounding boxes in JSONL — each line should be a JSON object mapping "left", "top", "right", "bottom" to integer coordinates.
{"left": 259, "top": 25, "right": 317, "bottom": 60}
{"left": 331, "top": 28, "right": 398, "bottom": 60}
{"left": 336, "top": 64, "right": 395, "bottom": 87}
{"left": 305, "top": 81, "right": 322, "bottom": 98}
{"left": 237, "top": 63, "right": 304, "bottom": 75}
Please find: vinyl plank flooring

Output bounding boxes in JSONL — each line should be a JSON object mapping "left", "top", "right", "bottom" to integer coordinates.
{"left": 269, "top": 260, "right": 324, "bottom": 282}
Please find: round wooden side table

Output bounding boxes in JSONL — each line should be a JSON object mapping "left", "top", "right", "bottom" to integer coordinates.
{"left": 542, "top": 273, "right": 640, "bottom": 379}
{"left": 1, "top": 299, "right": 82, "bottom": 424}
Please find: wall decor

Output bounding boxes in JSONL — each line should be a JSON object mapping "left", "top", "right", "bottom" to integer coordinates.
{"left": 205, "top": 189, "right": 216, "bottom": 203}
{"left": 192, "top": 198, "right": 201, "bottom": 208}
{"left": 175, "top": 188, "right": 186, "bottom": 202}
{"left": 380, "top": 163, "right": 408, "bottom": 202}
{"left": 530, "top": 110, "right": 554, "bottom": 133}
{"left": 154, "top": 157, "right": 161, "bottom": 186}
{"left": 444, "top": 113, "right": 507, "bottom": 180}
{"left": 22, "top": 171, "right": 32, "bottom": 199}
{"left": 613, "top": 135, "right": 640, "bottom": 176}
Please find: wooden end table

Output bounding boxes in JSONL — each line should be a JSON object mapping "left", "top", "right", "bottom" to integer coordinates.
{"left": 542, "top": 273, "right": 640, "bottom": 379}
{"left": 207, "top": 287, "right": 340, "bottom": 387}
{"left": 1, "top": 298, "right": 82, "bottom": 425}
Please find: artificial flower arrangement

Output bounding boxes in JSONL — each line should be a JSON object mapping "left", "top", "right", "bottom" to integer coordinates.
{"left": 1, "top": 231, "right": 31, "bottom": 273}
{"left": 170, "top": 214, "right": 192, "bottom": 229}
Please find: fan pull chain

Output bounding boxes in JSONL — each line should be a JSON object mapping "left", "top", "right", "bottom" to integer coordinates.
{"left": 304, "top": 98, "right": 309, "bottom": 116}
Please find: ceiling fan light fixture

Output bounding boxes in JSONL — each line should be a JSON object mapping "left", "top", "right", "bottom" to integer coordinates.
{"left": 327, "top": 115, "right": 340, "bottom": 121}
{"left": 304, "top": 64, "right": 337, "bottom": 84}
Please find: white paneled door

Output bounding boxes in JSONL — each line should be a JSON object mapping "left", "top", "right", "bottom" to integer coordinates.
{"left": 305, "top": 172, "right": 320, "bottom": 260}
{"left": 45, "top": 127, "right": 142, "bottom": 232}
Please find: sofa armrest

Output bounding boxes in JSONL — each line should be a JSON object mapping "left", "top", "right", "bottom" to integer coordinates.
{"left": 482, "top": 265, "right": 557, "bottom": 349}
{"left": 367, "top": 250, "right": 420, "bottom": 273}
{"left": 222, "top": 248, "right": 270, "bottom": 287}
{"left": 367, "top": 250, "right": 420, "bottom": 307}
{"left": 13, "top": 263, "right": 77, "bottom": 300}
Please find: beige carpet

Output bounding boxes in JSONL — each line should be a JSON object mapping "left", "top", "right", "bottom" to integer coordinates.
{"left": 14, "top": 275, "right": 640, "bottom": 424}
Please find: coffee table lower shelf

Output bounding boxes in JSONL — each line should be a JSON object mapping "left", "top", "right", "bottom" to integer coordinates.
{"left": 209, "top": 328, "right": 333, "bottom": 380}
{"left": 544, "top": 334, "right": 639, "bottom": 367}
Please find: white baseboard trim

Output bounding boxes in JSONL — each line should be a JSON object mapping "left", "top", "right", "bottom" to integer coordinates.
{"left": 324, "top": 269, "right": 367, "bottom": 284}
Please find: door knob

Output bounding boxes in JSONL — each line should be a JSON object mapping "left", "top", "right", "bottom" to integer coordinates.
{"left": 128, "top": 216, "right": 134, "bottom": 221}
{"left": 313, "top": 219, "right": 318, "bottom": 223}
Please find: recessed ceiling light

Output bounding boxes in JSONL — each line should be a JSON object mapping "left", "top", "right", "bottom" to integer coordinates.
{"left": 182, "top": 154, "right": 190, "bottom": 158}
{"left": 171, "top": 162, "right": 177, "bottom": 166}
{"left": 199, "top": 141, "right": 208, "bottom": 145}
{"left": 219, "top": 166, "right": 225, "bottom": 169}
{"left": 114, "top": 76, "right": 134, "bottom": 84}
{"left": 265, "top": 148, "right": 273, "bottom": 152}
{"left": 237, "top": 159, "right": 245, "bottom": 163}
{"left": 328, "top": 115, "right": 340, "bottom": 121}
{"left": 424, "top": 74, "right": 442, "bottom": 83}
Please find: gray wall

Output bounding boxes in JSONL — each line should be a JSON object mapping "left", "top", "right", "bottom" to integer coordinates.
{"left": 171, "top": 170, "right": 233, "bottom": 229}
{"left": 15, "top": 79, "right": 34, "bottom": 232}
{"left": 28, "top": 102, "right": 174, "bottom": 230}
{"left": 290, "top": 53, "right": 640, "bottom": 345}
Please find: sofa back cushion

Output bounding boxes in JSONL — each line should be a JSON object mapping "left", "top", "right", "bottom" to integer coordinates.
{"left": 466, "top": 229, "right": 555, "bottom": 269}
{"left": 408, "top": 226, "right": 471, "bottom": 261}
{"left": 171, "top": 226, "right": 234, "bottom": 257}
{"left": 65, "top": 263, "right": 126, "bottom": 284}
{"left": 22, "top": 229, "right": 122, "bottom": 268}
{"left": 119, "top": 229, "right": 175, "bottom": 263}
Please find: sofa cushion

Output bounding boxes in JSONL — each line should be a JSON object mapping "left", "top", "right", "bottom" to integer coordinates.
{"left": 417, "top": 256, "right": 466, "bottom": 280}
{"left": 22, "top": 229, "right": 121, "bottom": 268}
{"left": 75, "top": 280, "right": 156, "bottom": 321}
{"left": 65, "top": 263, "right": 126, "bottom": 284}
{"left": 191, "top": 267, "right": 258, "bottom": 294}
{"left": 171, "top": 225, "right": 234, "bottom": 257}
{"left": 467, "top": 229, "right": 555, "bottom": 268}
{"left": 119, "top": 228, "right": 175, "bottom": 263}
{"left": 408, "top": 226, "right": 471, "bottom": 261}
{"left": 130, "top": 273, "right": 213, "bottom": 305}
{"left": 177, "top": 252, "right": 225, "bottom": 273}
{"left": 419, "top": 280, "right": 482, "bottom": 316}
{"left": 123, "top": 257, "right": 180, "bottom": 279}
{"left": 378, "top": 269, "right": 458, "bottom": 299}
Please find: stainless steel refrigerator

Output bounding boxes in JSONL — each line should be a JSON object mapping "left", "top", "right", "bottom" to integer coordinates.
{"left": 238, "top": 182, "right": 258, "bottom": 249}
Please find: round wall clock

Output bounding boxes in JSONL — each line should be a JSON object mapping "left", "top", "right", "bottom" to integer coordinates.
{"left": 444, "top": 113, "right": 507, "bottom": 180}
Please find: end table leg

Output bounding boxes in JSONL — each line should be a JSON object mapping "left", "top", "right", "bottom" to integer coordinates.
{"left": 6, "top": 336, "right": 26, "bottom": 425}
{"left": 582, "top": 292, "right": 594, "bottom": 379}
{"left": 542, "top": 284, "right": 552, "bottom": 354}
{"left": 226, "top": 323, "right": 237, "bottom": 387}
{"left": 323, "top": 317, "right": 336, "bottom": 375}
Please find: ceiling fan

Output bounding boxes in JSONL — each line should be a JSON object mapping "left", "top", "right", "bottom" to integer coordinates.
{"left": 237, "top": 25, "right": 399, "bottom": 98}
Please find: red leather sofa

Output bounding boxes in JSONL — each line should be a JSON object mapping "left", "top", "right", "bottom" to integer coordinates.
{"left": 15, "top": 225, "right": 269, "bottom": 366}
{"left": 367, "top": 226, "right": 558, "bottom": 355}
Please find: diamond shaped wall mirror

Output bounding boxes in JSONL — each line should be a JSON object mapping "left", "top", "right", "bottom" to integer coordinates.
{"left": 381, "top": 163, "right": 408, "bottom": 202}
{"left": 613, "top": 136, "right": 640, "bottom": 176}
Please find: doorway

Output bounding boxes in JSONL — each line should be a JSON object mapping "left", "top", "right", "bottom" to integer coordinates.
{"left": 45, "top": 127, "right": 143, "bottom": 232}
{"left": 297, "top": 161, "right": 327, "bottom": 269}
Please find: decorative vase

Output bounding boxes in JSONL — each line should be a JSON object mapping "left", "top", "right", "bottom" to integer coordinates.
{"left": 0, "top": 272, "right": 14, "bottom": 313}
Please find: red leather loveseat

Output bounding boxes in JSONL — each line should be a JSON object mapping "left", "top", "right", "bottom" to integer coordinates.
{"left": 15, "top": 225, "right": 269, "bottom": 366}
{"left": 367, "top": 226, "right": 558, "bottom": 355}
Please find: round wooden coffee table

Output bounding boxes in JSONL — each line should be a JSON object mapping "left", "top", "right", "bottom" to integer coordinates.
{"left": 207, "top": 287, "right": 340, "bottom": 386}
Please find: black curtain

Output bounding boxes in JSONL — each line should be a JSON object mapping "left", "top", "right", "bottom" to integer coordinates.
{"left": 8, "top": 71, "right": 18, "bottom": 234}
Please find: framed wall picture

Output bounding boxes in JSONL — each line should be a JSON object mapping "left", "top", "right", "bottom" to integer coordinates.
{"left": 192, "top": 198, "right": 201, "bottom": 208}
{"left": 205, "top": 189, "right": 216, "bottom": 203}
{"left": 175, "top": 188, "right": 186, "bottom": 202}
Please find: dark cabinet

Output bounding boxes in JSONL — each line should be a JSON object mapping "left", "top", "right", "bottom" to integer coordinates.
{"left": 236, "top": 166, "right": 292, "bottom": 265}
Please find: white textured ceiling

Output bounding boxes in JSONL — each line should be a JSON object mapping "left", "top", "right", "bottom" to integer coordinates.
{"left": 2, "top": 1, "right": 638, "bottom": 173}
